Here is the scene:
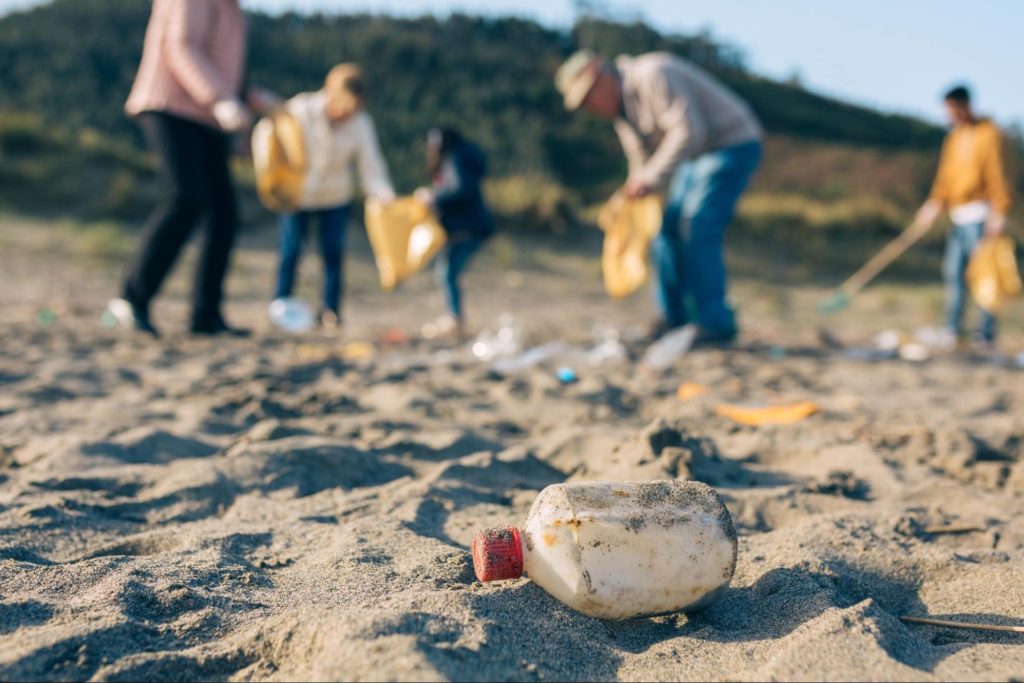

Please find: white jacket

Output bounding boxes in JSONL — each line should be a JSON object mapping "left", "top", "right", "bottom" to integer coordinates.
{"left": 277, "top": 90, "right": 394, "bottom": 210}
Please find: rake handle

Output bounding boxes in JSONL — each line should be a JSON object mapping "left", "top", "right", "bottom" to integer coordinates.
{"left": 837, "top": 219, "right": 933, "bottom": 298}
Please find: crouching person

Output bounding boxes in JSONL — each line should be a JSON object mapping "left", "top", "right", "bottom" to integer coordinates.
{"left": 416, "top": 127, "right": 495, "bottom": 339}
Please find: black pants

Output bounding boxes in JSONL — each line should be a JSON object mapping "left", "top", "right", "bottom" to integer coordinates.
{"left": 123, "top": 112, "right": 238, "bottom": 323}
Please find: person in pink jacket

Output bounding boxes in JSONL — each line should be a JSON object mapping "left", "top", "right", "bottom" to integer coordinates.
{"left": 107, "top": 0, "right": 275, "bottom": 337}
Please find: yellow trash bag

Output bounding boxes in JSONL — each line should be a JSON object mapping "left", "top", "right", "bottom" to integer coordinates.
{"left": 966, "top": 236, "right": 1022, "bottom": 313}
{"left": 365, "top": 197, "right": 447, "bottom": 291}
{"left": 252, "top": 110, "right": 307, "bottom": 212}
{"left": 715, "top": 401, "right": 819, "bottom": 426}
{"left": 597, "top": 194, "right": 663, "bottom": 299}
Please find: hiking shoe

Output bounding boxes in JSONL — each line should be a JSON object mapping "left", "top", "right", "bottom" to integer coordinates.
{"left": 319, "top": 309, "right": 342, "bottom": 330}
{"left": 105, "top": 298, "right": 159, "bottom": 337}
{"left": 191, "top": 314, "right": 251, "bottom": 337}
{"left": 644, "top": 318, "right": 686, "bottom": 343}
{"left": 692, "top": 325, "right": 738, "bottom": 348}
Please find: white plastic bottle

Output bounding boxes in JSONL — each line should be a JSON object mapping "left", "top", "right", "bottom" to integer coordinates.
{"left": 472, "top": 480, "right": 737, "bottom": 620}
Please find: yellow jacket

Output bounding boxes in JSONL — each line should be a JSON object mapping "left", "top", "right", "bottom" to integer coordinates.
{"left": 929, "top": 119, "right": 1012, "bottom": 214}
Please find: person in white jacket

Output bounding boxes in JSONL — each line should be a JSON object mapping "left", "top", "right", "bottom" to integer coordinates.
{"left": 263, "top": 64, "right": 395, "bottom": 327}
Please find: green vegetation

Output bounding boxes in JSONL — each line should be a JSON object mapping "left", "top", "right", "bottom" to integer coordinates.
{"left": 0, "top": 0, "right": 1020, "bottom": 279}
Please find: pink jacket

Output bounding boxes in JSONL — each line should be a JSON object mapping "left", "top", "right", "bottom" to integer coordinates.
{"left": 125, "top": 0, "right": 248, "bottom": 130}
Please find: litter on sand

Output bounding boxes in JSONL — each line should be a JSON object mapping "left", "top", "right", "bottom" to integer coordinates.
{"left": 715, "top": 401, "right": 820, "bottom": 426}
{"left": 900, "top": 616, "right": 1024, "bottom": 634}
{"left": 471, "top": 480, "right": 736, "bottom": 620}
{"left": 677, "top": 382, "right": 709, "bottom": 401}
{"left": 268, "top": 297, "right": 316, "bottom": 333}
{"left": 597, "top": 193, "right": 663, "bottom": 299}
{"left": 642, "top": 324, "right": 697, "bottom": 370}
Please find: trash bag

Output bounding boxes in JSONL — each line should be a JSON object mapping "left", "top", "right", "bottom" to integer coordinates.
{"left": 597, "top": 194, "right": 663, "bottom": 299}
{"left": 252, "top": 111, "right": 307, "bottom": 212}
{"left": 966, "top": 236, "right": 1022, "bottom": 313}
{"left": 365, "top": 197, "right": 447, "bottom": 291}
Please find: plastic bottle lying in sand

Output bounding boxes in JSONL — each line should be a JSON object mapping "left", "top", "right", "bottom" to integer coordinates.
{"left": 642, "top": 324, "right": 697, "bottom": 370}
{"left": 472, "top": 480, "right": 737, "bottom": 620}
{"left": 268, "top": 297, "right": 315, "bottom": 333}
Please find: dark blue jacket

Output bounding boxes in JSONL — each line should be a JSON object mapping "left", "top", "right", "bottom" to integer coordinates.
{"left": 432, "top": 141, "right": 495, "bottom": 241}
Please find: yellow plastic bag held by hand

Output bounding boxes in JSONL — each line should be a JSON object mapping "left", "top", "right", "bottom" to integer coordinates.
{"left": 365, "top": 197, "right": 447, "bottom": 291}
{"left": 967, "top": 236, "right": 1022, "bottom": 313}
{"left": 597, "top": 194, "right": 663, "bottom": 299}
{"left": 252, "top": 111, "right": 307, "bottom": 212}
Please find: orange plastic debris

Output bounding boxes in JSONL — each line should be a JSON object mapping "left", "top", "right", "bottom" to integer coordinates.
{"left": 677, "top": 382, "right": 709, "bottom": 401}
{"left": 715, "top": 401, "right": 819, "bottom": 426}
{"left": 597, "top": 194, "right": 663, "bottom": 299}
{"left": 966, "top": 236, "right": 1022, "bottom": 313}
{"left": 365, "top": 197, "right": 447, "bottom": 291}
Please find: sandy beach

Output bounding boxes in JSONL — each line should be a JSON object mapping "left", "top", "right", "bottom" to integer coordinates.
{"left": 1, "top": 215, "right": 1023, "bottom": 681}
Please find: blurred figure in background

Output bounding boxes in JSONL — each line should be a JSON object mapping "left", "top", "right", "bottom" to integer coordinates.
{"left": 109, "top": 0, "right": 276, "bottom": 337}
{"left": 415, "top": 127, "right": 495, "bottom": 338}
{"left": 556, "top": 49, "right": 761, "bottom": 345}
{"left": 916, "top": 85, "right": 1013, "bottom": 349}
{"left": 260, "top": 64, "right": 395, "bottom": 328}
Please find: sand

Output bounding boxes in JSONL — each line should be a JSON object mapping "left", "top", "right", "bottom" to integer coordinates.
{"left": 1, "top": 215, "right": 1024, "bottom": 681}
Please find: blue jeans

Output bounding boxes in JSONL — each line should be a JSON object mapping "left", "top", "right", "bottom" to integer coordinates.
{"left": 652, "top": 140, "right": 761, "bottom": 333}
{"left": 435, "top": 237, "right": 485, "bottom": 319}
{"left": 945, "top": 221, "right": 997, "bottom": 342}
{"left": 274, "top": 204, "right": 351, "bottom": 314}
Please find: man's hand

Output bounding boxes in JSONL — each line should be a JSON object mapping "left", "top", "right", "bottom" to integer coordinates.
{"left": 985, "top": 212, "right": 1007, "bottom": 237}
{"left": 915, "top": 200, "right": 942, "bottom": 229}
{"left": 212, "top": 98, "right": 252, "bottom": 133}
{"left": 624, "top": 178, "right": 653, "bottom": 200}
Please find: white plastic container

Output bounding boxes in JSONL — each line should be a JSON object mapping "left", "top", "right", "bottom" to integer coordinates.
{"left": 642, "top": 324, "right": 697, "bottom": 370}
{"left": 268, "top": 297, "right": 315, "bottom": 333}
{"left": 472, "top": 480, "right": 737, "bottom": 620}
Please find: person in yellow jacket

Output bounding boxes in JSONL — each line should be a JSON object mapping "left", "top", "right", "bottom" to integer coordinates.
{"left": 916, "top": 85, "right": 1013, "bottom": 348}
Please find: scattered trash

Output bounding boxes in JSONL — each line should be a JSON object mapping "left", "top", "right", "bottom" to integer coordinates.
{"left": 102, "top": 298, "right": 135, "bottom": 330}
{"left": 378, "top": 327, "right": 411, "bottom": 346}
{"left": 341, "top": 341, "right": 375, "bottom": 361}
{"left": 555, "top": 367, "right": 577, "bottom": 384}
{"left": 365, "top": 197, "right": 446, "bottom": 291}
{"left": 677, "top": 382, "right": 709, "bottom": 401}
{"left": 642, "top": 324, "right": 697, "bottom": 371}
{"left": 874, "top": 329, "right": 903, "bottom": 354}
{"left": 900, "top": 616, "right": 1024, "bottom": 635}
{"left": 715, "top": 401, "right": 819, "bottom": 426}
{"left": 471, "top": 314, "right": 522, "bottom": 362}
{"left": 966, "top": 235, "right": 1022, "bottom": 313}
{"left": 268, "top": 297, "right": 315, "bottom": 333}
{"left": 492, "top": 341, "right": 569, "bottom": 374}
{"left": 36, "top": 308, "right": 56, "bottom": 326}
{"left": 768, "top": 345, "right": 786, "bottom": 360}
{"left": 597, "top": 194, "right": 663, "bottom": 299}
{"left": 471, "top": 480, "right": 736, "bottom": 620}
{"left": 585, "top": 323, "right": 627, "bottom": 367}
{"left": 898, "top": 342, "right": 930, "bottom": 363}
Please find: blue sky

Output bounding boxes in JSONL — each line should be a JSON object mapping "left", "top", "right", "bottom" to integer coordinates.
{"left": 3, "top": 0, "right": 1021, "bottom": 126}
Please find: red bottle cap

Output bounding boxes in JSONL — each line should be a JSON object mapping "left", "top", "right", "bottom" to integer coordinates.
{"left": 472, "top": 527, "right": 523, "bottom": 582}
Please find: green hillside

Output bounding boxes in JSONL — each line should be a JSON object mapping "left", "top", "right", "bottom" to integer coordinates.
{"left": 1, "top": 0, "right": 1018, "bottom": 269}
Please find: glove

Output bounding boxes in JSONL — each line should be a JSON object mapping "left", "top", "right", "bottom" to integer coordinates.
{"left": 212, "top": 98, "right": 252, "bottom": 133}
{"left": 414, "top": 187, "right": 435, "bottom": 207}
{"left": 985, "top": 212, "right": 1007, "bottom": 236}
